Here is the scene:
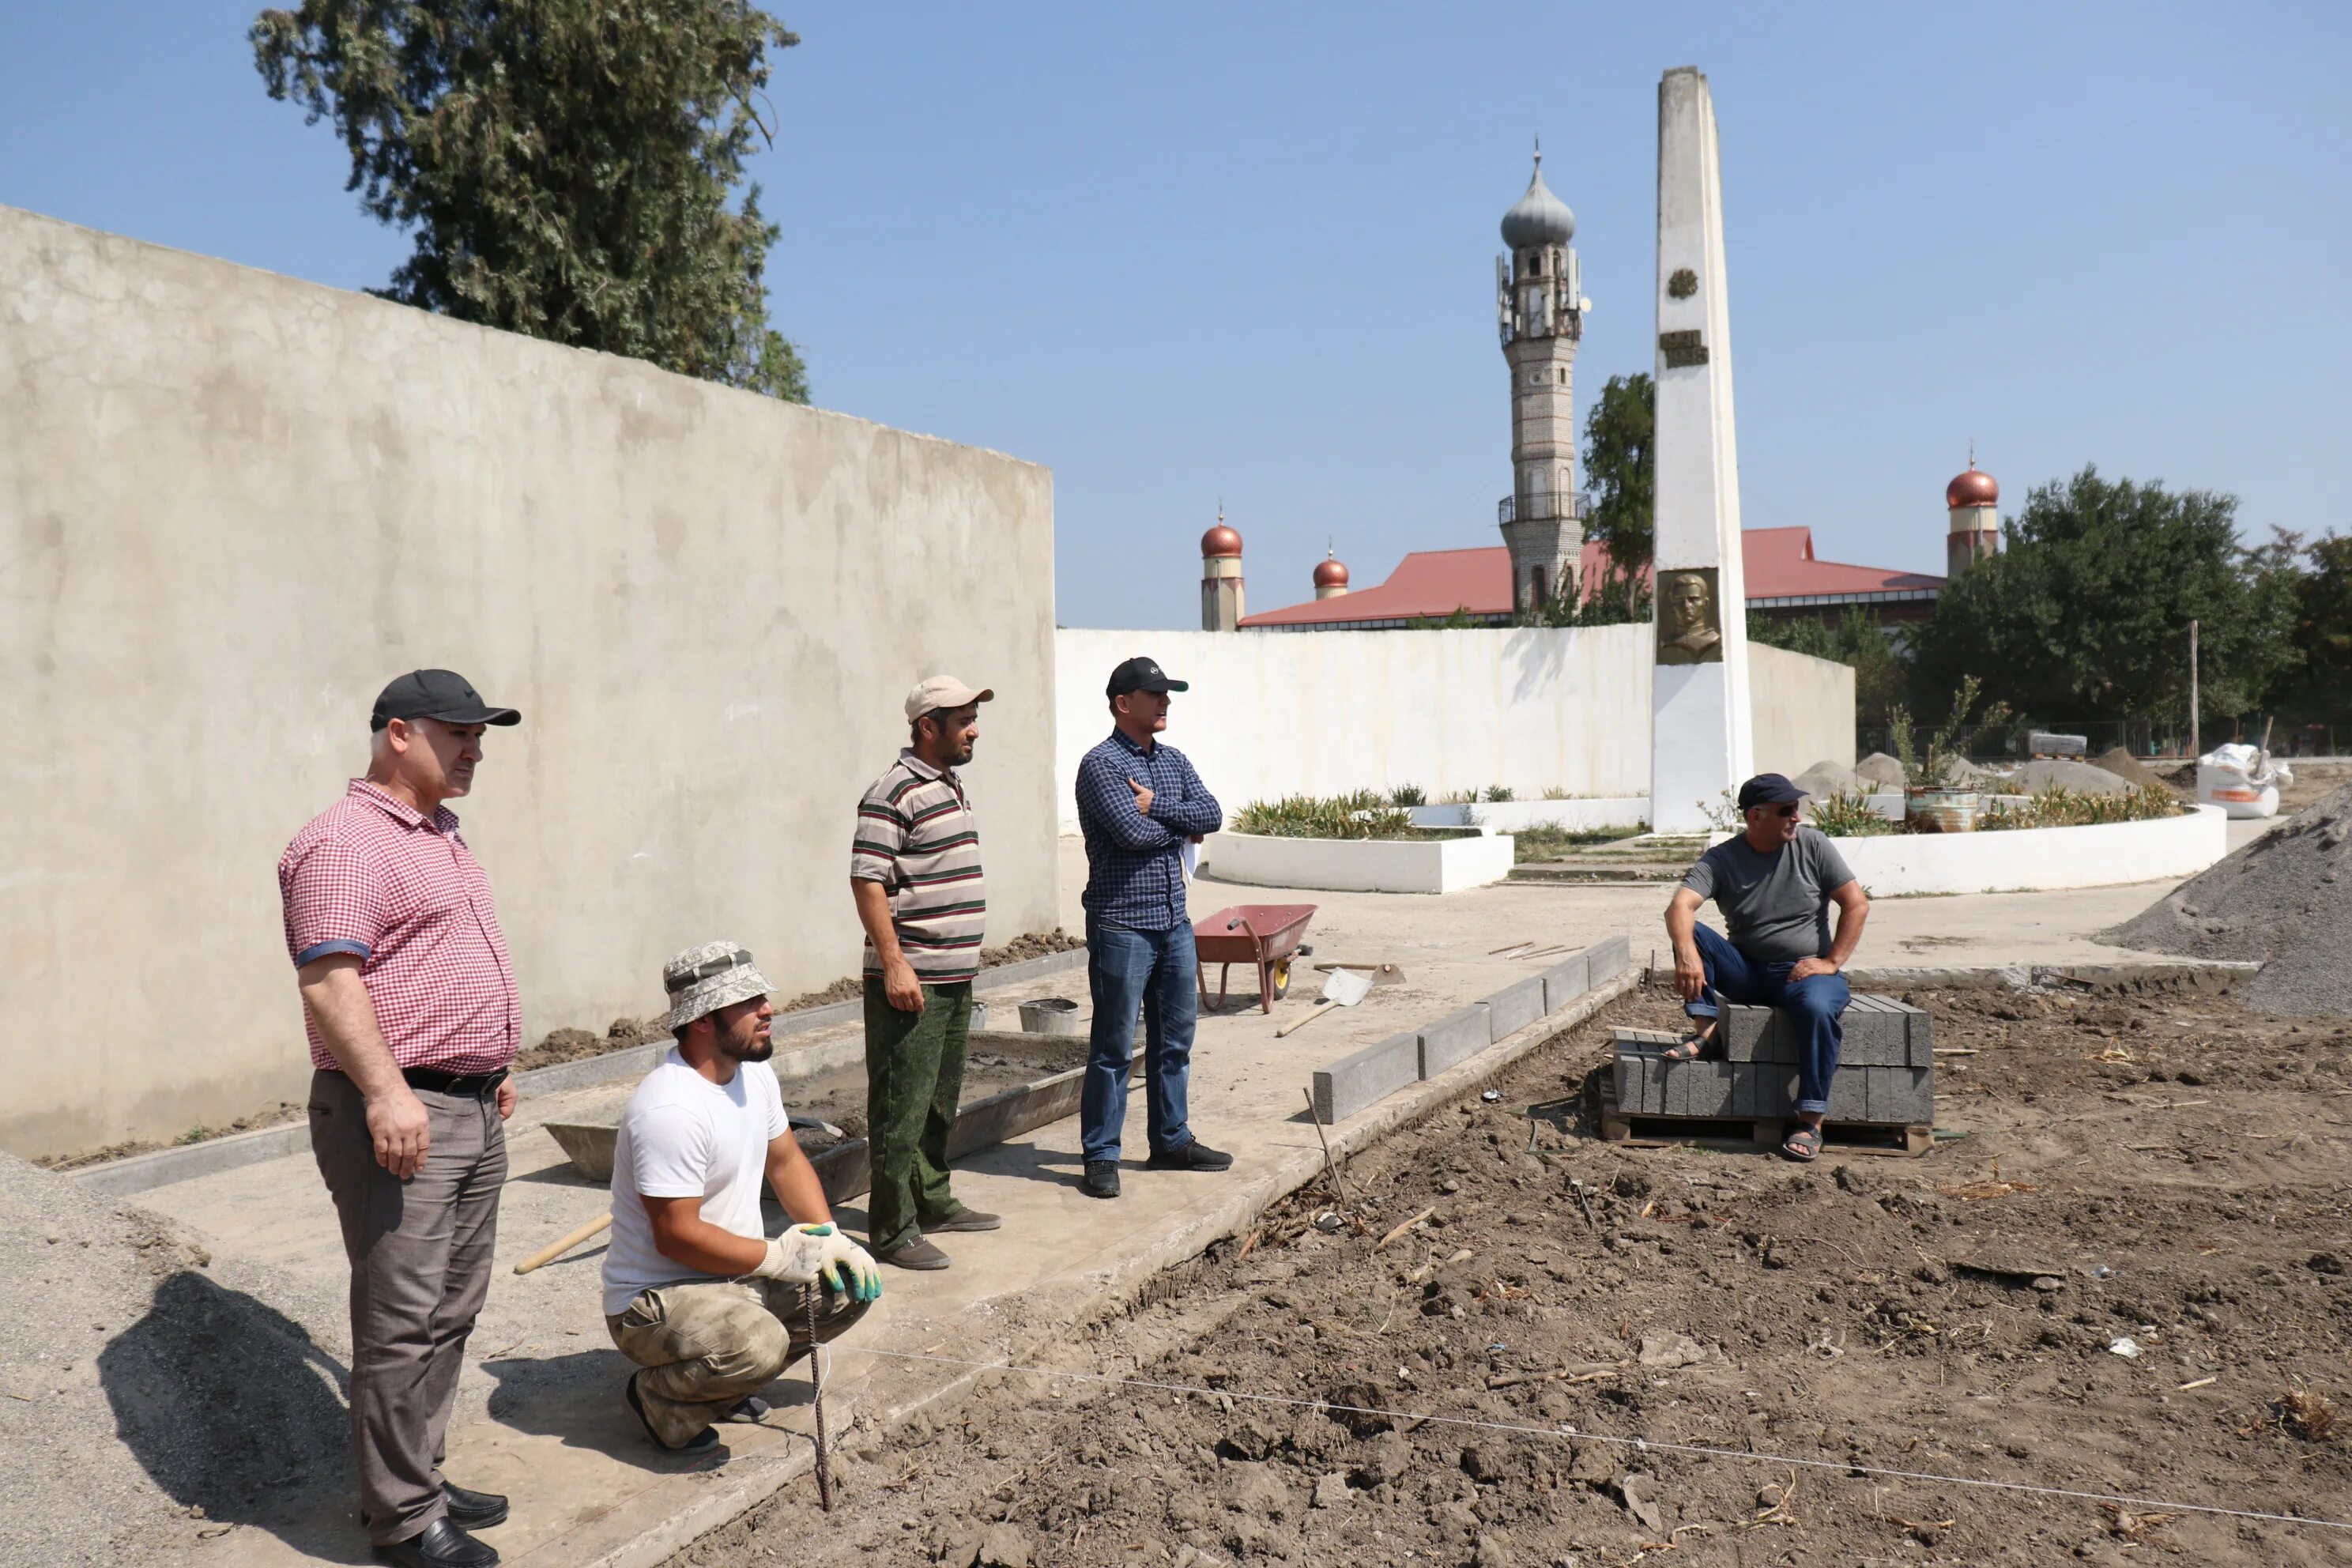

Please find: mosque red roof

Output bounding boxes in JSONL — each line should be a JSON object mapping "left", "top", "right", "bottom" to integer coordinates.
{"left": 1234, "top": 528, "right": 1943, "bottom": 628}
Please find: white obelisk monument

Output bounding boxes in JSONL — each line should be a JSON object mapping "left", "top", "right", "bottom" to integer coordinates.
{"left": 1648, "top": 66, "right": 1753, "bottom": 833}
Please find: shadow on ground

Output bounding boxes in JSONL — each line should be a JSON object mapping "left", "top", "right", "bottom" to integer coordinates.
{"left": 98, "top": 1268, "right": 368, "bottom": 1564}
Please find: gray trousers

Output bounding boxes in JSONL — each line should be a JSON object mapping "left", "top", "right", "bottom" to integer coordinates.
{"left": 309, "top": 1069, "right": 507, "bottom": 1545}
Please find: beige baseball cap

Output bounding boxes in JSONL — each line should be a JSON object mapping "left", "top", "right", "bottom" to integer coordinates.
{"left": 904, "top": 675, "right": 995, "bottom": 721}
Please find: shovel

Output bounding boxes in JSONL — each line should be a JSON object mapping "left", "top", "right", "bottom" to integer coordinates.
{"left": 1276, "top": 965, "right": 1372, "bottom": 1038}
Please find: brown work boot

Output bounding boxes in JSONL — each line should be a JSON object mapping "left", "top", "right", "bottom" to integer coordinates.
{"left": 876, "top": 1236, "right": 951, "bottom": 1270}
{"left": 923, "top": 1208, "right": 1001, "bottom": 1233}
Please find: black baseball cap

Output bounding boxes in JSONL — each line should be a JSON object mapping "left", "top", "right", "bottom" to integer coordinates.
{"left": 1736, "top": 773, "right": 1807, "bottom": 810}
{"left": 370, "top": 669, "right": 522, "bottom": 732}
{"left": 1106, "top": 656, "right": 1189, "bottom": 699}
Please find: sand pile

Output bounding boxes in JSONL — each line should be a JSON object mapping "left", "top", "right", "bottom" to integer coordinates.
{"left": 2010, "top": 757, "right": 2135, "bottom": 796}
{"left": 2102, "top": 782, "right": 2352, "bottom": 1015}
{"left": 1792, "top": 759, "right": 1860, "bottom": 798}
{"left": 1854, "top": 752, "right": 1905, "bottom": 790}
{"left": 0, "top": 1152, "right": 351, "bottom": 1564}
{"left": 2094, "top": 746, "right": 2168, "bottom": 790}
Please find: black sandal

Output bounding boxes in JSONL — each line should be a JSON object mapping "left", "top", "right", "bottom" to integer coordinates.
{"left": 1778, "top": 1125, "right": 1822, "bottom": 1163}
{"left": 1660, "top": 1031, "right": 1717, "bottom": 1062}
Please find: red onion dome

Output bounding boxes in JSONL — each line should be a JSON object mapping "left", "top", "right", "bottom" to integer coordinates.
{"left": 1313, "top": 555, "right": 1350, "bottom": 589}
{"left": 1946, "top": 464, "right": 1999, "bottom": 509}
{"left": 1201, "top": 523, "right": 1243, "bottom": 559}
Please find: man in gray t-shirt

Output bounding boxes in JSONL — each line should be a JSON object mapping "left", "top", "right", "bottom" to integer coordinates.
{"left": 1663, "top": 773, "right": 1871, "bottom": 1163}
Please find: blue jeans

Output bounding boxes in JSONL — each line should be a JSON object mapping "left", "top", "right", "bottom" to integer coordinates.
{"left": 1684, "top": 924, "right": 1849, "bottom": 1115}
{"left": 1080, "top": 920, "right": 1199, "bottom": 1163}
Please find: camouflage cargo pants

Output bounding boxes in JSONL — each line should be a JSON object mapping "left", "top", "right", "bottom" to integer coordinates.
{"left": 607, "top": 1276, "right": 869, "bottom": 1448}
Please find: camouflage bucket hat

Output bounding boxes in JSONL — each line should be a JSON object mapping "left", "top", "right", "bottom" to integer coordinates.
{"left": 658, "top": 940, "right": 773, "bottom": 1031}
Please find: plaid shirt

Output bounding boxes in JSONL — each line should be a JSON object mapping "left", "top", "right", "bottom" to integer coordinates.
{"left": 278, "top": 779, "right": 521, "bottom": 1074}
{"left": 1076, "top": 729, "right": 1222, "bottom": 930}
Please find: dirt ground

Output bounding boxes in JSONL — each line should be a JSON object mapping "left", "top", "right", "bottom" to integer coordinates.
{"left": 667, "top": 977, "right": 2352, "bottom": 1568}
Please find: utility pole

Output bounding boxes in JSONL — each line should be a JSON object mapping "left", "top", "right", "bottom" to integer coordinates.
{"left": 2188, "top": 620, "right": 2200, "bottom": 760}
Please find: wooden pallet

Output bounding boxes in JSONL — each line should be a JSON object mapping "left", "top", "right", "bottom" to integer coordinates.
{"left": 1597, "top": 1079, "right": 1931, "bottom": 1158}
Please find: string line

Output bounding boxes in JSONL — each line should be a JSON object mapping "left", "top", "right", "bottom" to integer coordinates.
{"left": 844, "top": 1345, "right": 2347, "bottom": 1533}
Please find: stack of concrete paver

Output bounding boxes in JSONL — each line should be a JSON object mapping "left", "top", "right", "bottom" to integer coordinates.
{"left": 1611, "top": 994, "right": 1934, "bottom": 1128}
{"left": 1310, "top": 935, "right": 1631, "bottom": 1125}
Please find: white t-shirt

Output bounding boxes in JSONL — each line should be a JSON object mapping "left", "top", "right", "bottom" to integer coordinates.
{"left": 601, "top": 1049, "right": 789, "bottom": 1317}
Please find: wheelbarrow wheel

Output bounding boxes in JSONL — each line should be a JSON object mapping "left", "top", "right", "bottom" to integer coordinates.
{"left": 1268, "top": 958, "right": 1291, "bottom": 1001}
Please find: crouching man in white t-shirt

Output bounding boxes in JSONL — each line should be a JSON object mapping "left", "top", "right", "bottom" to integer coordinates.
{"left": 603, "top": 940, "right": 884, "bottom": 1453}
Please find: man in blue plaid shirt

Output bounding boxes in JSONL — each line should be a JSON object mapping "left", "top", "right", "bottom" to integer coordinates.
{"left": 1072, "top": 656, "right": 1229, "bottom": 1199}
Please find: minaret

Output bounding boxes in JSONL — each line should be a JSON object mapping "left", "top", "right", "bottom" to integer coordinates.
{"left": 1314, "top": 545, "right": 1350, "bottom": 601}
{"left": 1496, "top": 142, "right": 1589, "bottom": 615}
{"left": 1200, "top": 506, "right": 1245, "bottom": 631}
{"left": 1944, "top": 450, "right": 2000, "bottom": 578}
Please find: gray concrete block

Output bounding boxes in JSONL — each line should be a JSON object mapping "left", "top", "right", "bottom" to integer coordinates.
{"left": 1613, "top": 1027, "right": 1677, "bottom": 1046}
{"left": 1312, "top": 1031, "right": 1421, "bottom": 1124}
{"left": 1482, "top": 976, "right": 1547, "bottom": 1043}
{"left": 1824, "top": 1067, "right": 1869, "bottom": 1121}
{"left": 1614, "top": 1050, "right": 1644, "bottom": 1111}
{"left": 1724, "top": 1004, "right": 1777, "bottom": 1061}
{"left": 1755, "top": 1067, "right": 1798, "bottom": 1118}
{"left": 1870, "top": 1065, "right": 1936, "bottom": 1124}
{"left": 1896, "top": 1000, "right": 1935, "bottom": 1065}
{"left": 1685, "top": 1061, "right": 1736, "bottom": 1117}
{"left": 1731, "top": 1062, "right": 1758, "bottom": 1117}
{"left": 1663, "top": 1061, "right": 1690, "bottom": 1115}
{"left": 1585, "top": 933, "right": 1631, "bottom": 983}
{"left": 1541, "top": 952, "right": 1591, "bottom": 1013}
{"left": 1418, "top": 1004, "right": 1492, "bottom": 1078}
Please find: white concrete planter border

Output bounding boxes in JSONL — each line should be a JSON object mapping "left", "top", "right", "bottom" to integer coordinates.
{"left": 1408, "top": 797, "right": 1650, "bottom": 835}
{"left": 1831, "top": 805, "right": 2228, "bottom": 897}
{"left": 1202, "top": 830, "right": 1518, "bottom": 895}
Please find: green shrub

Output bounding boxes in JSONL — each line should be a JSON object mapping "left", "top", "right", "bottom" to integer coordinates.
{"left": 1981, "top": 782, "right": 2181, "bottom": 831}
{"left": 1804, "top": 791, "right": 1898, "bottom": 837}
{"left": 1387, "top": 783, "right": 1427, "bottom": 808}
{"left": 1234, "top": 792, "right": 1424, "bottom": 840}
{"left": 1483, "top": 784, "right": 1516, "bottom": 802}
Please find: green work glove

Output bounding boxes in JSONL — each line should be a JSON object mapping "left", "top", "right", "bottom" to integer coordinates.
{"left": 752, "top": 1222, "right": 884, "bottom": 1302}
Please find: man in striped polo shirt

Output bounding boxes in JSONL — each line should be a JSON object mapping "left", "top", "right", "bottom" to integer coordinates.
{"left": 850, "top": 675, "right": 1003, "bottom": 1270}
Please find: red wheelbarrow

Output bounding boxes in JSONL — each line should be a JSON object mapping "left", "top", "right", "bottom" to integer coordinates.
{"left": 1193, "top": 903, "right": 1317, "bottom": 1014}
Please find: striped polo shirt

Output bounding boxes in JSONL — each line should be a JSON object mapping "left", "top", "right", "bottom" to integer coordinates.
{"left": 850, "top": 749, "right": 986, "bottom": 983}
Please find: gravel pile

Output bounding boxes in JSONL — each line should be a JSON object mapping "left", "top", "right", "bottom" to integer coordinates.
{"left": 1792, "top": 759, "right": 1860, "bottom": 798}
{"left": 2101, "top": 782, "right": 2352, "bottom": 1016}
{"left": 2093, "top": 746, "right": 2169, "bottom": 790}
{"left": 0, "top": 1153, "right": 351, "bottom": 1565}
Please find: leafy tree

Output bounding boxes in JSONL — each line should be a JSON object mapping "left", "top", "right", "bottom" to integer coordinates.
{"left": 253, "top": 0, "right": 808, "bottom": 400}
{"left": 2274, "top": 531, "right": 2352, "bottom": 726}
{"left": 1749, "top": 605, "right": 1905, "bottom": 721}
{"left": 1907, "top": 466, "right": 2297, "bottom": 730}
{"left": 1581, "top": 371, "right": 1653, "bottom": 577}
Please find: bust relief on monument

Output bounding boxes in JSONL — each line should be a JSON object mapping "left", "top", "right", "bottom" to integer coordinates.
{"left": 1656, "top": 568, "right": 1724, "bottom": 665}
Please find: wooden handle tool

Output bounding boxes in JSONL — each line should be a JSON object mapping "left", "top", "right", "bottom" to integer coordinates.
{"left": 513, "top": 1212, "right": 612, "bottom": 1275}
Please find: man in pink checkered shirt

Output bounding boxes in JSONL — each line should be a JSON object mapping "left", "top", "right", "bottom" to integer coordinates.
{"left": 278, "top": 669, "right": 522, "bottom": 1568}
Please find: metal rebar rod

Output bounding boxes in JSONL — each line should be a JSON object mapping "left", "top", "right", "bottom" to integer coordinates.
{"left": 807, "top": 1291, "right": 832, "bottom": 1512}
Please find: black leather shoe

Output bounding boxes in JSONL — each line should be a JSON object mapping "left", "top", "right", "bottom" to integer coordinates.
{"left": 373, "top": 1517, "right": 499, "bottom": 1568}
{"left": 1146, "top": 1139, "right": 1234, "bottom": 1172}
{"left": 440, "top": 1481, "right": 507, "bottom": 1531}
{"left": 624, "top": 1371, "right": 721, "bottom": 1453}
{"left": 1080, "top": 1160, "right": 1121, "bottom": 1199}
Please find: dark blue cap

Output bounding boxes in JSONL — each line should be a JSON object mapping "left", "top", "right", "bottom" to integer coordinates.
{"left": 1736, "top": 773, "right": 1807, "bottom": 809}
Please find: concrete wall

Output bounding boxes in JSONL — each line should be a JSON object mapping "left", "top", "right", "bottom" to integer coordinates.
{"left": 1834, "top": 805, "right": 2226, "bottom": 897}
{"left": 0, "top": 205, "right": 1059, "bottom": 1159}
{"left": 1750, "top": 643, "right": 1856, "bottom": 776}
{"left": 1053, "top": 628, "right": 1853, "bottom": 830}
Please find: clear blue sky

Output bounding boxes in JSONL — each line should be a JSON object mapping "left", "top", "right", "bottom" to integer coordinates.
{"left": 5, "top": 4, "right": 2346, "bottom": 630}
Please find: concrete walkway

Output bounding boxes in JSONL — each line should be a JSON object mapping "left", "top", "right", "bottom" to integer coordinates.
{"left": 122, "top": 841, "right": 2198, "bottom": 1566}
